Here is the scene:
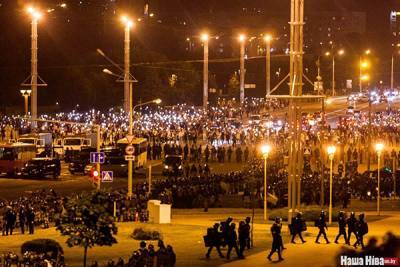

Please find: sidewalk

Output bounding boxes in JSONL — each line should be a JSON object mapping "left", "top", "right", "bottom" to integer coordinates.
{"left": 223, "top": 211, "right": 400, "bottom": 267}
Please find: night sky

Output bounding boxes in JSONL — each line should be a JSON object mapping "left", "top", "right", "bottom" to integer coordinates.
{"left": 0, "top": 0, "right": 399, "bottom": 111}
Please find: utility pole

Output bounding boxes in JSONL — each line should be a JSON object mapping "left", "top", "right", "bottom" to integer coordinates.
{"left": 21, "top": 7, "right": 47, "bottom": 127}
{"left": 391, "top": 54, "right": 394, "bottom": 90}
{"left": 201, "top": 33, "right": 209, "bottom": 110}
{"left": 239, "top": 34, "right": 246, "bottom": 105}
{"left": 287, "top": 0, "right": 305, "bottom": 222}
{"left": 265, "top": 35, "right": 272, "bottom": 97}
{"left": 124, "top": 20, "right": 131, "bottom": 113}
{"left": 332, "top": 55, "right": 335, "bottom": 96}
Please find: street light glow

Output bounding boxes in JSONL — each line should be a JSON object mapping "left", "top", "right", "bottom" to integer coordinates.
{"left": 338, "top": 49, "right": 345, "bottom": 55}
{"left": 27, "top": 6, "right": 42, "bottom": 20}
{"left": 325, "top": 51, "right": 331, "bottom": 56}
{"left": 153, "top": 98, "right": 162, "bottom": 104}
{"left": 361, "top": 74, "right": 370, "bottom": 81}
{"left": 361, "top": 61, "right": 369, "bottom": 68}
{"left": 327, "top": 145, "right": 336, "bottom": 156}
{"left": 103, "top": 69, "right": 113, "bottom": 75}
{"left": 121, "top": 15, "right": 134, "bottom": 28}
{"left": 238, "top": 34, "right": 246, "bottom": 42}
{"left": 365, "top": 49, "right": 371, "bottom": 55}
{"left": 264, "top": 34, "right": 272, "bottom": 42}
{"left": 261, "top": 144, "right": 272, "bottom": 157}
{"left": 200, "top": 33, "right": 209, "bottom": 42}
{"left": 375, "top": 143, "right": 384, "bottom": 153}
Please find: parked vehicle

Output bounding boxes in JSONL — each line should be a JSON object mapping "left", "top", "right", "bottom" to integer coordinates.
{"left": 0, "top": 143, "right": 36, "bottom": 176}
{"left": 54, "top": 135, "right": 93, "bottom": 161}
{"left": 163, "top": 154, "right": 183, "bottom": 176}
{"left": 116, "top": 137, "right": 148, "bottom": 169}
{"left": 17, "top": 133, "right": 52, "bottom": 155}
{"left": 85, "top": 147, "right": 128, "bottom": 177}
{"left": 21, "top": 158, "right": 61, "bottom": 178}
{"left": 68, "top": 147, "right": 96, "bottom": 175}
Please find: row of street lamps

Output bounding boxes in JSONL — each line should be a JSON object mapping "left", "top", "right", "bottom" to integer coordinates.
{"left": 260, "top": 142, "right": 385, "bottom": 224}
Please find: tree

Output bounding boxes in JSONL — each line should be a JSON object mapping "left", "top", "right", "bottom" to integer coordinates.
{"left": 56, "top": 190, "right": 117, "bottom": 267}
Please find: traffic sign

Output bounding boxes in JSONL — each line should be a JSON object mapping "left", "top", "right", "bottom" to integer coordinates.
{"left": 90, "top": 152, "right": 105, "bottom": 164}
{"left": 101, "top": 171, "right": 113, "bottom": 182}
{"left": 304, "top": 148, "right": 311, "bottom": 155}
{"left": 125, "top": 145, "right": 135, "bottom": 155}
{"left": 125, "top": 155, "right": 135, "bottom": 161}
{"left": 126, "top": 135, "right": 135, "bottom": 144}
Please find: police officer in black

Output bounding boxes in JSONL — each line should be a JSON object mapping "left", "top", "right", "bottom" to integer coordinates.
{"left": 19, "top": 207, "right": 26, "bottom": 235}
{"left": 346, "top": 212, "right": 358, "bottom": 245}
{"left": 238, "top": 221, "right": 248, "bottom": 257}
{"left": 315, "top": 211, "right": 330, "bottom": 244}
{"left": 334, "top": 211, "right": 347, "bottom": 244}
{"left": 267, "top": 217, "right": 284, "bottom": 261}
{"left": 5, "top": 208, "right": 16, "bottom": 235}
{"left": 205, "top": 223, "right": 224, "bottom": 258}
{"left": 244, "top": 217, "right": 251, "bottom": 249}
{"left": 26, "top": 207, "right": 35, "bottom": 235}
{"left": 291, "top": 212, "right": 306, "bottom": 243}
{"left": 226, "top": 223, "right": 243, "bottom": 259}
{"left": 353, "top": 213, "right": 368, "bottom": 249}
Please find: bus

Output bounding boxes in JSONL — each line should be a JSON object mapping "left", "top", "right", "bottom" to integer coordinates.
{"left": 0, "top": 143, "right": 37, "bottom": 175}
{"left": 116, "top": 137, "right": 148, "bottom": 169}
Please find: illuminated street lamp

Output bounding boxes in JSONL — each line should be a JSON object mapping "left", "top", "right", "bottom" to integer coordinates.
{"left": 20, "top": 89, "right": 32, "bottom": 116}
{"left": 359, "top": 50, "right": 371, "bottom": 92}
{"left": 261, "top": 144, "right": 272, "bottom": 221}
{"left": 238, "top": 34, "right": 246, "bottom": 105}
{"left": 375, "top": 143, "right": 384, "bottom": 216}
{"left": 264, "top": 34, "right": 272, "bottom": 97}
{"left": 325, "top": 49, "right": 344, "bottom": 96}
{"left": 327, "top": 145, "right": 336, "bottom": 224}
{"left": 201, "top": 32, "right": 209, "bottom": 110}
{"left": 22, "top": 6, "right": 46, "bottom": 127}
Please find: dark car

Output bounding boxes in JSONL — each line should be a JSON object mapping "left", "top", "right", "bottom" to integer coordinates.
{"left": 68, "top": 147, "right": 96, "bottom": 175}
{"left": 163, "top": 155, "right": 183, "bottom": 176}
{"left": 21, "top": 158, "right": 61, "bottom": 179}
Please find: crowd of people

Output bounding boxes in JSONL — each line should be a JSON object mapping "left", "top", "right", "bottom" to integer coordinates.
{"left": 90, "top": 240, "right": 176, "bottom": 267}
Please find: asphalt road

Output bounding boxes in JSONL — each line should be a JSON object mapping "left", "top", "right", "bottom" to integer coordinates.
{"left": 0, "top": 160, "right": 246, "bottom": 200}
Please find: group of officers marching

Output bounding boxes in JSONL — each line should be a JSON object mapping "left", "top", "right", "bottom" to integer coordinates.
{"left": 268, "top": 211, "right": 369, "bottom": 261}
{"left": 205, "top": 211, "right": 369, "bottom": 262}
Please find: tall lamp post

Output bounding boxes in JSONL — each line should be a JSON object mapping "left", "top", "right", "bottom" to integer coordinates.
{"left": 325, "top": 49, "right": 344, "bottom": 96}
{"left": 20, "top": 89, "right": 32, "bottom": 116}
{"left": 359, "top": 49, "right": 371, "bottom": 93}
{"left": 120, "top": 16, "right": 135, "bottom": 198}
{"left": 261, "top": 144, "right": 272, "bottom": 221}
{"left": 264, "top": 34, "right": 272, "bottom": 97}
{"left": 121, "top": 16, "right": 133, "bottom": 113}
{"left": 201, "top": 33, "right": 209, "bottom": 110}
{"left": 238, "top": 34, "right": 246, "bottom": 105}
{"left": 327, "top": 145, "right": 336, "bottom": 225}
{"left": 375, "top": 143, "right": 384, "bottom": 216}
{"left": 22, "top": 7, "right": 47, "bottom": 126}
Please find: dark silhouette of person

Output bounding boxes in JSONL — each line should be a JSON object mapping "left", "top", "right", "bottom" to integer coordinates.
{"left": 267, "top": 217, "right": 284, "bottom": 261}
{"left": 315, "top": 211, "right": 330, "bottom": 244}
{"left": 334, "top": 211, "right": 347, "bottom": 244}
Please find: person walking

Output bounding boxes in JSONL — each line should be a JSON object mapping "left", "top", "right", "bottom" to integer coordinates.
{"left": 267, "top": 217, "right": 284, "bottom": 261}
{"left": 334, "top": 211, "right": 347, "bottom": 244}
{"left": 346, "top": 212, "right": 358, "bottom": 245}
{"left": 353, "top": 213, "right": 368, "bottom": 249}
{"left": 205, "top": 223, "right": 224, "bottom": 259}
{"left": 226, "top": 223, "right": 242, "bottom": 259}
{"left": 315, "top": 211, "right": 330, "bottom": 244}
{"left": 291, "top": 212, "right": 306, "bottom": 243}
